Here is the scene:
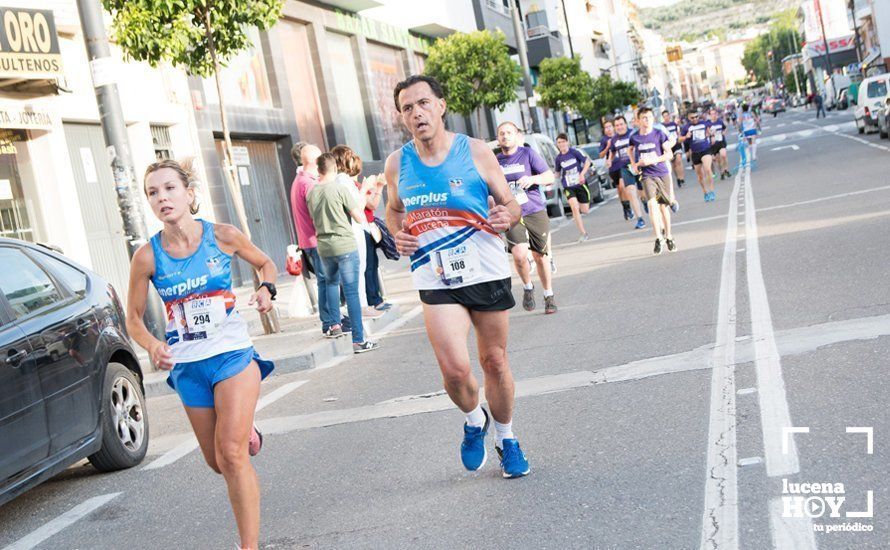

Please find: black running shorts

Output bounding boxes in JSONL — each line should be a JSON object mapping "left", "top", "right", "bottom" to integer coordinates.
{"left": 692, "top": 149, "right": 713, "bottom": 166}
{"left": 710, "top": 140, "right": 727, "bottom": 155}
{"left": 419, "top": 278, "right": 515, "bottom": 311}
{"left": 564, "top": 184, "right": 591, "bottom": 204}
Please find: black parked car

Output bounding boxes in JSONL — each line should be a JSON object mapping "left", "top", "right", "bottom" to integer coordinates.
{"left": 0, "top": 239, "right": 147, "bottom": 506}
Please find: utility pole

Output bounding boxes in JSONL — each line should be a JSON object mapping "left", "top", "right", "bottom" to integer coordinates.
{"left": 509, "top": 0, "right": 541, "bottom": 133}
{"left": 559, "top": 0, "right": 575, "bottom": 59}
{"left": 848, "top": 0, "right": 863, "bottom": 63}
{"left": 816, "top": 0, "right": 835, "bottom": 77}
{"left": 76, "top": 0, "right": 165, "bottom": 339}
{"left": 784, "top": 31, "right": 802, "bottom": 95}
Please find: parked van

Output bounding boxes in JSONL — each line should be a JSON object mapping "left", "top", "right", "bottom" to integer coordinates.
{"left": 853, "top": 73, "right": 890, "bottom": 134}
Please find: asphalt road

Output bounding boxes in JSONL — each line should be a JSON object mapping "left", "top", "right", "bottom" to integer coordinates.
{"left": 1, "top": 107, "right": 888, "bottom": 550}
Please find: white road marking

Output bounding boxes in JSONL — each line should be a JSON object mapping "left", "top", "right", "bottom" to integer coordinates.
{"left": 736, "top": 249, "right": 746, "bottom": 253}
{"left": 743, "top": 166, "right": 801, "bottom": 477}
{"left": 2, "top": 493, "right": 121, "bottom": 550}
{"left": 699, "top": 168, "right": 742, "bottom": 550}
{"left": 758, "top": 184, "right": 890, "bottom": 213}
{"left": 143, "top": 379, "right": 310, "bottom": 470}
{"left": 236, "top": 311, "right": 890, "bottom": 443}
{"left": 769, "top": 499, "right": 817, "bottom": 550}
{"left": 771, "top": 145, "right": 799, "bottom": 152}
{"left": 736, "top": 387, "right": 756, "bottom": 396}
{"left": 744, "top": 166, "right": 816, "bottom": 547}
{"left": 738, "top": 457, "right": 763, "bottom": 467}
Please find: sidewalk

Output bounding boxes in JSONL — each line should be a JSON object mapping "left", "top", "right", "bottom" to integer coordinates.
{"left": 143, "top": 257, "right": 420, "bottom": 398}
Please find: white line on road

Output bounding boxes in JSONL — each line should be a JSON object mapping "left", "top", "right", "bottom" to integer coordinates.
{"left": 758, "top": 185, "right": 890, "bottom": 213}
{"left": 769, "top": 499, "right": 817, "bottom": 550}
{"left": 744, "top": 166, "right": 802, "bottom": 478}
{"left": 2, "top": 493, "right": 121, "bottom": 550}
{"left": 143, "top": 379, "right": 310, "bottom": 470}
{"left": 738, "top": 457, "right": 763, "bottom": 467}
{"left": 699, "top": 167, "right": 742, "bottom": 550}
{"left": 743, "top": 166, "right": 816, "bottom": 547}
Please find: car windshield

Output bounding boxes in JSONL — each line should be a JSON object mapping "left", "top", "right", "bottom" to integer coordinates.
{"left": 578, "top": 144, "right": 599, "bottom": 157}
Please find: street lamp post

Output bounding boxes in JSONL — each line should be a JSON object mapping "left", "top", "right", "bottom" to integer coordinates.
{"left": 508, "top": 0, "right": 541, "bottom": 133}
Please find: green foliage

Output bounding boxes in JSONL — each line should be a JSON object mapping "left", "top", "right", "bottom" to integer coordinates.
{"left": 638, "top": 0, "right": 797, "bottom": 42}
{"left": 590, "top": 75, "right": 643, "bottom": 121}
{"left": 741, "top": 11, "right": 803, "bottom": 86}
{"left": 536, "top": 57, "right": 594, "bottom": 117}
{"left": 102, "top": 0, "right": 283, "bottom": 77}
{"left": 424, "top": 31, "right": 521, "bottom": 116}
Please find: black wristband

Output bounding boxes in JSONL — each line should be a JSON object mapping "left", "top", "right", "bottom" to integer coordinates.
{"left": 258, "top": 282, "right": 277, "bottom": 300}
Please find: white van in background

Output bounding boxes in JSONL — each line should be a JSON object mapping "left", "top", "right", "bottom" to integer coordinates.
{"left": 854, "top": 73, "right": 890, "bottom": 134}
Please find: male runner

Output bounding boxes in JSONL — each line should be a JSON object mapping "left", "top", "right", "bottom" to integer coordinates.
{"left": 600, "top": 120, "right": 632, "bottom": 220}
{"left": 608, "top": 116, "right": 646, "bottom": 229}
{"left": 554, "top": 133, "right": 592, "bottom": 242}
{"left": 681, "top": 111, "right": 716, "bottom": 202}
{"left": 630, "top": 107, "right": 677, "bottom": 254}
{"left": 708, "top": 108, "right": 731, "bottom": 180}
{"left": 385, "top": 75, "right": 530, "bottom": 478}
{"left": 496, "top": 121, "right": 557, "bottom": 314}
{"left": 661, "top": 110, "right": 685, "bottom": 188}
{"left": 739, "top": 103, "right": 760, "bottom": 165}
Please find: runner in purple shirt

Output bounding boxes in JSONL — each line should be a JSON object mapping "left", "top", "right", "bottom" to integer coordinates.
{"left": 496, "top": 122, "right": 558, "bottom": 314}
{"left": 680, "top": 111, "right": 716, "bottom": 202}
{"left": 554, "top": 133, "right": 592, "bottom": 242}
{"left": 607, "top": 116, "right": 646, "bottom": 230}
{"left": 630, "top": 107, "right": 678, "bottom": 254}
{"left": 662, "top": 110, "right": 686, "bottom": 189}
{"left": 599, "top": 119, "right": 633, "bottom": 220}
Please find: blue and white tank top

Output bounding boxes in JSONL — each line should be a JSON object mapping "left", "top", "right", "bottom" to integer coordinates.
{"left": 740, "top": 112, "right": 756, "bottom": 132}
{"left": 150, "top": 219, "right": 251, "bottom": 362}
{"left": 399, "top": 133, "right": 511, "bottom": 290}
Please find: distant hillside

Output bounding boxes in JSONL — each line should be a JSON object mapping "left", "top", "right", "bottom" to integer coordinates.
{"left": 639, "top": 0, "right": 798, "bottom": 42}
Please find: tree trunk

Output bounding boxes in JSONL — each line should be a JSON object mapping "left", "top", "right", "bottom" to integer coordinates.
{"left": 203, "top": 7, "right": 279, "bottom": 334}
{"left": 475, "top": 107, "right": 485, "bottom": 140}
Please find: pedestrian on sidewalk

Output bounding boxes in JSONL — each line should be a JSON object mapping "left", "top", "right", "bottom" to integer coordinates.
{"left": 308, "top": 153, "right": 380, "bottom": 353}
{"left": 127, "top": 159, "right": 276, "bottom": 550}
{"left": 814, "top": 92, "right": 826, "bottom": 119}
{"left": 289, "top": 143, "right": 344, "bottom": 338}
{"left": 331, "top": 145, "right": 391, "bottom": 317}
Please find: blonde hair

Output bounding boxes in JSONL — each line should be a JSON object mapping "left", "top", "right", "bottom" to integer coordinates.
{"left": 144, "top": 158, "right": 201, "bottom": 215}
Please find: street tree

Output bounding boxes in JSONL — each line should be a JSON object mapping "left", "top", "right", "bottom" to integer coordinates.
{"left": 590, "top": 74, "right": 644, "bottom": 122}
{"left": 741, "top": 9, "right": 801, "bottom": 87}
{"left": 103, "top": 0, "right": 283, "bottom": 332}
{"left": 536, "top": 57, "right": 595, "bottom": 119}
{"left": 424, "top": 30, "right": 521, "bottom": 138}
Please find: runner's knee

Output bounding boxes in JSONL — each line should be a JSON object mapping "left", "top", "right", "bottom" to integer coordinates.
{"left": 479, "top": 347, "right": 509, "bottom": 377}
{"left": 215, "top": 437, "right": 249, "bottom": 476}
{"left": 441, "top": 364, "right": 473, "bottom": 388}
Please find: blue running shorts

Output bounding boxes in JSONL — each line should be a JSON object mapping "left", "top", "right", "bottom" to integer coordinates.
{"left": 166, "top": 347, "right": 274, "bottom": 408}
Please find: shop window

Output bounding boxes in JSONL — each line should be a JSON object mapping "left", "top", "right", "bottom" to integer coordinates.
{"left": 326, "top": 32, "right": 373, "bottom": 160}
{"left": 0, "top": 130, "right": 34, "bottom": 242}
{"left": 368, "top": 41, "right": 408, "bottom": 156}
{"left": 202, "top": 27, "right": 273, "bottom": 109}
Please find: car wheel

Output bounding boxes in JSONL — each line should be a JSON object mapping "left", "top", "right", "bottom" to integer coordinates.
{"left": 88, "top": 362, "right": 149, "bottom": 472}
{"left": 546, "top": 202, "right": 561, "bottom": 218}
{"left": 591, "top": 179, "right": 605, "bottom": 203}
{"left": 881, "top": 126, "right": 889, "bottom": 139}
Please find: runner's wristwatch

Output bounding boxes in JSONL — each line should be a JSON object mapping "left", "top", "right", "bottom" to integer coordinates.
{"left": 258, "top": 282, "right": 277, "bottom": 300}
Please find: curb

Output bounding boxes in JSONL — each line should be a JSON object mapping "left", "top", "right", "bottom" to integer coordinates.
{"left": 142, "top": 305, "right": 402, "bottom": 399}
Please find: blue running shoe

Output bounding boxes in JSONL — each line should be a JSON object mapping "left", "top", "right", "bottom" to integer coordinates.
{"left": 670, "top": 201, "right": 679, "bottom": 213}
{"left": 635, "top": 217, "right": 646, "bottom": 229}
{"left": 497, "top": 439, "right": 530, "bottom": 478}
{"left": 704, "top": 192, "right": 710, "bottom": 202}
{"left": 710, "top": 191, "right": 717, "bottom": 201}
{"left": 460, "top": 408, "right": 489, "bottom": 471}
